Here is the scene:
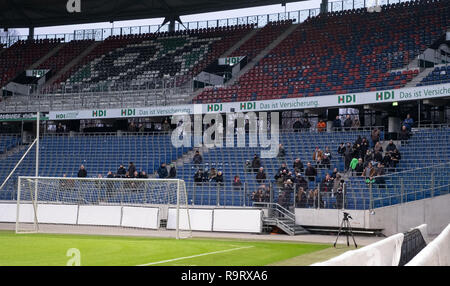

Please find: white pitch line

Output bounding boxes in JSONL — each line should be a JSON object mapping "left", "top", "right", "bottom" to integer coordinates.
{"left": 137, "top": 245, "right": 254, "bottom": 266}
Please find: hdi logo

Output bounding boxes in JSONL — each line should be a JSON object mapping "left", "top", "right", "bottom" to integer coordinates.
{"left": 66, "top": 0, "right": 81, "bottom": 13}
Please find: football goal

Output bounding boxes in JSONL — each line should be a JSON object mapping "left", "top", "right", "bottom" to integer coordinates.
{"left": 15, "top": 176, "right": 192, "bottom": 239}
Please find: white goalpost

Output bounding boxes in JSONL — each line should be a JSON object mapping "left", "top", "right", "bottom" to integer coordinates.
{"left": 15, "top": 176, "right": 192, "bottom": 239}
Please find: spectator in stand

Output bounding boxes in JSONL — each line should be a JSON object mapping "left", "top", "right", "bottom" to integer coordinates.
{"left": 117, "top": 165, "right": 126, "bottom": 177}
{"left": 373, "top": 150, "right": 383, "bottom": 163}
{"left": 332, "top": 115, "right": 342, "bottom": 131}
{"left": 168, "top": 163, "right": 176, "bottom": 178}
{"left": 280, "top": 179, "right": 294, "bottom": 209}
{"left": 208, "top": 167, "right": 218, "bottom": 182}
{"left": 244, "top": 160, "right": 252, "bottom": 173}
{"left": 343, "top": 115, "right": 353, "bottom": 131}
{"left": 385, "top": 140, "right": 397, "bottom": 154}
{"left": 139, "top": 171, "right": 148, "bottom": 179}
{"left": 317, "top": 120, "right": 326, "bottom": 132}
{"left": 398, "top": 125, "right": 410, "bottom": 144}
{"left": 305, "top": 162, "right": 317, "bottom": 182}
{"left": 354, "top": 158, "right": 365, "bottom": 177}
{"left": 275, "top": 169, "right": 288, "bottom": 187}
{"left": 323, "top": 147, "right": 332, "bottom": 161}
{"left": 320, "top": 173, "right": 334, "bottom": 194}
{"left": 352, "top": 118, "right": 361, "bottom": 130}
{"left": 232, "top": 175, "right": 243, "bottom": 191}
{"left": 362, "top": 162, "right": 376, "bottom": 184}
{"left": 383, "top": 152, "right": 392, "bottom": 170}
{"left": 128, "top": 162, "right": 136, "bottom": 178}
{"left": 331, "top": 168, "right": 339, "bottom": 179}
{"left": 371, "top": 128, "right": 381, "bottom": 147}
{"left": 294, "top": 173, "right": 308, "bottom": 192}
{"left": 128, "top": 122, "right": 137, "bottom": 132}
{"left": 56, "top": 123, "right": 64, "bottom": 133}
{"left": 360, "top": 137, "right": 369, "bottom": 159}
{"left": 295, "top": 187, "right": 308, "bottom": 208}
{"left": 302, "top": 118, "right": 311, "bottom": 131}
{"left": 312, "top": 188, "right": 324, "bottom": 208}
{"left": 293, "top": 120, "right": 303, "bottom": 132}
{"left": 106, "top": 171, "right": 115, "bottom": 178}
{"left": 335, "top": 187, "right": 344, "bottom": 209}
{"left": 375, "top": 163, "right": 386, "bottom": 189}
{"left": 364, "top": 150, "right": 373, "bottom": 166}
{"left": 402, "top": 114, "right": 414, "bottom": 132}
{"left": 194, "top": 169, "right": 204, "bottom": 185}
{"left": 337, "top": 142, "right": 346, "bottom": 157}
{"left": 251, "top": 154, "right": 261, "bottom": 173}
{"left": 349, "top": 157, "right": 358, "bottom": 176}
{"left": 157, "top": 163, "right": 168, "bottom": 179}
{"left": 162, "top": 119, "right": 171, "bottom": 132}
{"left": 193, "top": 150, "right": 203, "bottom": 167}
{"left": 391, "top": 148, "right": 401, "bottom": 169}
{"left": 293, "top": 158, "right": 304, "bottom": 173}
{"left": 374, "top": 141, "right": 383, "bottom": 154}
{"left": 215, "top": 171, "right": 224, "bottom": 186}
{"left": 333, "top": 174, "right": 344, "bottom": 193}
{"left": 322, "top": 154, "right": 331, "bottom": 169}
{"left": 312, "top": 147, "right": 323, "bottom": 167}
{"left": 132, "top": 171, "right": 139, "bottom": 179}
{"left": 277, "top": 144, "right": 286, "bottom": 163}
{"left": 277, "top": 162, "right": 289, "bottom": 174}
{"left": 344, "top": 143, "right": 353, "bottom": 171}
{"left": 256, "top": 167, "right": 267, "bottom": 184}
{"left": 77, "top": 165, "right": 87, "bottom": 178}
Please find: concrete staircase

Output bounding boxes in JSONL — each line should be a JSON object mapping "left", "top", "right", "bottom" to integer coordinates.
{"left": 404, "top": 67, "right": 435, "bottom": 88}
{"left": 44, "top": 41, "right": 101, "bottom": 87}
{"left": 28, "top": 43, "right": 67, "bottom": 70}
{"left": 225, "top": 23, "right": 300, "bottom": 87}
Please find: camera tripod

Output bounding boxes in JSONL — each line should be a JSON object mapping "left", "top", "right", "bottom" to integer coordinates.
{"left": 333, "top": 212, "right": 358, "bottom": 248}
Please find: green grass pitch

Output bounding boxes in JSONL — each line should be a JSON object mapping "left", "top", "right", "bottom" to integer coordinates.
{"left": 0, "top": 231, "right": 331, "bottom": 266}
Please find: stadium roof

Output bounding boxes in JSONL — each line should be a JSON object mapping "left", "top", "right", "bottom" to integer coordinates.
{"left": 0, "top": 0, "right": 306, "bottom": 29}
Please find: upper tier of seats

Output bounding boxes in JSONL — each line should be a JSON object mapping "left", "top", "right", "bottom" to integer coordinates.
{"left": 418, "top": 65, "right": 450, "bottom": 86}
{"left": 194, "top": 0, "right": 449, "bottom": 103}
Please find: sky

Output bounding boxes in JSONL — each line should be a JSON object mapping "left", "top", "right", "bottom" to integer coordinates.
{"left": 14, "top": 0, "right": 327, "bottom": 36}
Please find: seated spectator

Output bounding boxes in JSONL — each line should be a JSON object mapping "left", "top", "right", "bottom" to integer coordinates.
{"left": 391, "top": 148, "right": 401, "bottom": 168}
{"left": 106, "top": 171, "right": 115, "bottom": 178}
{"left": 208, "top": 167, "right": 218, "bottom": 182}
{"left": 398, "top": 125, "right": 410, "bottom": 143}
{"left": 193, "top": 150, "right": 203, "bottom": 166}
{"left": 354, "top": 158, "right": 365, "bottom": 177}
{"left": 312, "top": 147, "right": 323, "bottom": 167}
{"left": 277, "top": 144, "right": 286, "bottom": 162}
{"left": 385, "top": 140, "right": 397, "bottom": 154}
{"left": 362, "top": 162, "right": 376, "bottom": 184}
{"left": 277, "top": 162, "right": 289, "bottom": 174}
{"left": 383, "top": 152, "right": 393, "bottom": 169}
{"left": 374, "top": 141, "right": 383, "bottom": 153}
{"left": 157, "top": 163, "right": 168, "bottom": 178}
{"left": 117, "top": 165, "right": 126, "bottom": 177}
{"left": 232, "top": 175, "right": 243, "bottom": 190}
{"left": 305, "top": 162, "right": 317, "bottom": 182}
{"left": 364, "top": 150, "right": 373, "bottom": 165}
{"left": 244, "top": 160, "right": 252, "bottom": 173}
{"left": 194, "top": 169, "right": 204, "bottom": 185}
{"left": 317, "top": 120, "right": 326, "bottom": 132}
{"left": 402, "top": 114, "right": 414, "bottom": 132}
{"left": 293, "top": 158, "right": 304, "bottom": 173}
{"left": 138, "top": 171, "right": 148, "bottom": 178}
{"left": 373, "top": 150, "right": 383, "bottom": 163}
{"left": 323, "top": 147, "right": 332, "bottom": 160}
{"left": 256, "top": 167, "right": 267, "bottom": 184}
{"left": 251, "top": 154, "right": 261, "bottom": 173}
{"left": 332, "top": 116, "right": 342, "bottom": 131}
{"left": 168, "top": 163, "right": 176, "bottom": 178}
{"left": 214, "top": 171, "right": 224, "bottom": 185}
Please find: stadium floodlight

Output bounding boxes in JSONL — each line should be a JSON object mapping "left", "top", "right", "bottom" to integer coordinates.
{"left": 16, "top": 176, "right": 192, "bottom": 240}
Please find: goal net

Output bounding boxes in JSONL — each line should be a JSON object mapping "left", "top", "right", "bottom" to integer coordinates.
{"left": 16, "top": 176, "right": 192, "bottom": 239}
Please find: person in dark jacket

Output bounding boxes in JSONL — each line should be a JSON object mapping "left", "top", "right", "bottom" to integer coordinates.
{"left": 385, "top": 140, "right": 397, "bottom": 154}
{"left": 293, "top": 158, "right": 304, "bottom": 173}
{"left": 344, "top": 143, "right": 353, "bottom": 171}
{"left": 117, "top": 165, "right": 126, "bottom": 177}
{"left": 232, "top": 175, "right": 243, "bottom": 191}
{"left": 193, "top": 151, "right": 203, "bottom": 166}
{"left": 391, "top": 148, "right": 401, "bottom": 168}
{"left": 332, "top": 115, "right": 342, "bottom": 131}
{"left": 194, "top": 169, "right": 204, "bottom": 185}
{"left": 77, "top": 165, "right": 87, "bottom": 178}
{"left": 337, "top": 142, "right": 345, "bottom": 157}
{"left": 128, "top": 162, "right": 136, "bottom": 178}
{"left": 277, "top": 144, "right": 286, "bottom": 163}
{"left": 343, "top": 115, "right": 353, "bottom": 131}
{"left": 256, "top": 167, "right": 267, "bottom": 184}
{"left": 295, "top": 187, "right": 308, "bottom": 208}
{"left": 398, "top": 125, "right": 410, "bottom": 143}
{"left": 157, "top": 163, "right": 168, "bottom": 178}
{"left": 251, "top": 154, "right": 262, "bottom": 173}
{"left": 304, "top": 162, "right": 317, "bottom": 182}
{"left": 168, "top": 164, "right": 176, "bottom": 178}
{"left": 214, "top": 171, "right": 224, "bottom": 185}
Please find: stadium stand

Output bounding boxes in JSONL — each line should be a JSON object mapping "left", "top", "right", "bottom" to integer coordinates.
{"left": 417, "top": 64, "right": 450, "bottom": 86}
{"left": 194, "top": 0, "right": 448, "bottom": 103}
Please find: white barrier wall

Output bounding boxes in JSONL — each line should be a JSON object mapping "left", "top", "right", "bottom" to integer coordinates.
{"left": 121, "top": 207, "right": 159, "bottom": 229}
{"left": 406, "top": 224, "right": 450, "bottom": 266}
{"left": 312, "top": 233, "right": 405, "bottom": 266}
{"left": 167, "top": 208, "right": 213, "bottom": 231}
{"left": 213, "top": 209, "right": 262, "bottom": 233}
{"left": 0, "top": 203, "right": 263, "bottom": 234}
